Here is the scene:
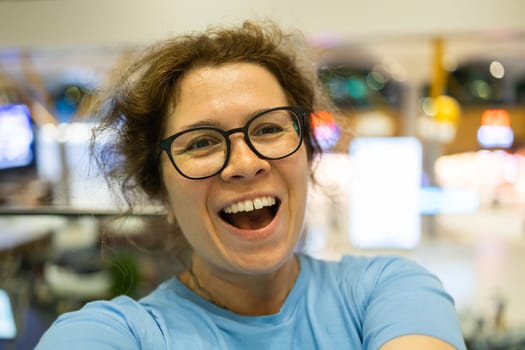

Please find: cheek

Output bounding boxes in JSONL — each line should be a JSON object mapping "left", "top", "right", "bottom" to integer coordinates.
{"left": 289, "top": 148, "right": 309, "bottom": 187}
{"left": 162, "top": 163, "right": 205, "bottom": 220}
{"left": 282, "top": 147, "right": 309, "bottom": 213}
{"left": 165, "top": 178, "right": 211, "bottom": 246}
{"left": 283, "top": 153, "right": 309, "bottom": 243}
{"left": 296, "top": 151, "right": 310, "bottom": 200}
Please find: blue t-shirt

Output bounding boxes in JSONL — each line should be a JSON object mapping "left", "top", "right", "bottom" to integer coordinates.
{"left": 36, "top": 254, "right": 466, "bottom": 349}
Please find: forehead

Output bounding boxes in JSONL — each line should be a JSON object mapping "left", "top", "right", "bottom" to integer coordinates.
{"left": 166, "top": 63, "right": 289, "bottom": 133}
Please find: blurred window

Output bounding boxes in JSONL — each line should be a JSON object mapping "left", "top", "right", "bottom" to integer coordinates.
{"left": 446, "top": 61, "right": 506, "bottom": 105}
{"left": 318, "top": 64, "right": 403, "bottom": 110}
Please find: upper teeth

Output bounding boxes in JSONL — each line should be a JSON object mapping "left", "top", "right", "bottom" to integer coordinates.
{"left": 223, "top": 196, "right": 276, "bottom": 214}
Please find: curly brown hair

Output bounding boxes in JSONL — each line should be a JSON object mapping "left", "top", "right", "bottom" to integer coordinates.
{"left": 89, "top": 21, "right": 329, "bottom": 210}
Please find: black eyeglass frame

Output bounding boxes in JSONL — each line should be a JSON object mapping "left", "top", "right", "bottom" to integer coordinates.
{"left": 159, "top": 106, "right": 308, "bottom": 180}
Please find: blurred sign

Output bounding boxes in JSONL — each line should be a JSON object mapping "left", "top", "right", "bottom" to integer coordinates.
{"left": 478, "top": 109, "right": 513, "bottom": 148}
{"left": 348, "top": 137, "right": 422, "bottom": 249}
{"left": 481, "top": 109, "right": 510, "bottom": 126}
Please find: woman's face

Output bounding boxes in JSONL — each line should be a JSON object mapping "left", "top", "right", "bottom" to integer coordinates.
{"left": 161, "top": 62, "right": 309, "bottom": 276}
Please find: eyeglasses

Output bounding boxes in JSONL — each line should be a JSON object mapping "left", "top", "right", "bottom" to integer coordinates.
{"left": 159, "top": 106, "right": 306, "bottom": 180}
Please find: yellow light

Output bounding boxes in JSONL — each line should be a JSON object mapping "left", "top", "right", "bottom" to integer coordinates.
{"left": 433, "top": 95, "right": 461, "bottom": 125}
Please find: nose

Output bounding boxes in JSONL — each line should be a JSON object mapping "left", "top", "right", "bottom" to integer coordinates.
{"left": 220, "top": 134, "right": 270, "bottom": 181}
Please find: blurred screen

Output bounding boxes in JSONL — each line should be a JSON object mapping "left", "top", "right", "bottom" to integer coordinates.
{"left": 37, "top": 122, "right": 121, "bottom": 209}
{"left": 0, "top": 289, "right": 16, "bottom": 339}
{"left": 0, "top": 104, "right": 34, "bottom": 170}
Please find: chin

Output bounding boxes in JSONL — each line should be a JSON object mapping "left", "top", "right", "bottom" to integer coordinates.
{"left": 225, "top": 242, "right": 297, "bottom": 275}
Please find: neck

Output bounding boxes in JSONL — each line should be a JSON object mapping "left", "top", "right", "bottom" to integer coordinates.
{"left": 179, "top": 255, "right": 300, "bottom": 316}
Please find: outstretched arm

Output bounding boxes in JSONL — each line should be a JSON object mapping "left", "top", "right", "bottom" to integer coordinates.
{"left": 381, "top": 334, "right": 457, "bottom": 350}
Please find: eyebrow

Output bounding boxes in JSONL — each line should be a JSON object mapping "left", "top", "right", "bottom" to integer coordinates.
{"left": 179, "top": 118, "right": 222, "bottom": 130}
{"left": 175, "top": 108, "right": 273, "bottom": 132}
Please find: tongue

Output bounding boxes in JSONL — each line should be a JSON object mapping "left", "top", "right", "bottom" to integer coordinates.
{"left": 226, "top": 207, "right": 274, "bottom": 230}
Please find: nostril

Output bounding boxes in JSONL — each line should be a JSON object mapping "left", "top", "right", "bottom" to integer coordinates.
{"left": 220, "top": 140, "right": 270, "bottom": 180}
{"left": 227, "top": 165, "right": 267, "bottom": 180}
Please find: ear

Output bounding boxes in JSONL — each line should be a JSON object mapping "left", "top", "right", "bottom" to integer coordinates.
{"left": 163, "top": 197, "right": 176, "bottom": 224}
{"left": 166, "top": 209, "right": 175, "bottom": 224}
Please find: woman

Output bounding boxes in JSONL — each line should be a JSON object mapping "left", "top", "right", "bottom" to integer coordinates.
{"left": 36, "top": 21, "right": 466, "bottom": 349}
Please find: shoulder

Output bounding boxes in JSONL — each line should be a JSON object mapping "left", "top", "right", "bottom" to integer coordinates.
{"left": 340, "top": 254, "right": 443, "bottom": 288}
{"left": 336, "top": 254, "right": 455, "bottom": 318}
{"left": 301, "top": 255, "right": 465, "bottom": 349}
{"left": 303, "top": 254, "right": 446, "bottom": 308}
{"left": 301, "top": 254, "right": 433, "bottom": 287}
{"left": 339, "top": 255, "right": 465, "bottom": 349}
{"left": 36, "top": 295, "right": 165, "bottom": 350}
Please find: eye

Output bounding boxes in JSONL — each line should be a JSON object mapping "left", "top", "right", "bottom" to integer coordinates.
{"left": 253, "top": 123, "right": 284, "bottom": 136}
{"left": 186, "top": 136, "right": 220, "bottom": 151}
{"left": 170, "top": 128, "right": 226, "bottom": 157}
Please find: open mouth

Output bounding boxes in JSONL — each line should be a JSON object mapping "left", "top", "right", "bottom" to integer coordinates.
{"left": 219, "top": 196, "right": 280, "bottom": 230}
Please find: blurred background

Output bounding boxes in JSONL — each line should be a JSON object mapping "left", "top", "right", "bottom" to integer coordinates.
{"left": 0, "top": 0, "right": 524, "bottom": 349}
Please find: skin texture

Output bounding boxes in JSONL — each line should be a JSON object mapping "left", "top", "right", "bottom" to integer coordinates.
{"left": 161, "top": 62, "right": 308, "bottom": 315}
{"left": 380, "top": 335, "right": 456, "bottom": 350}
